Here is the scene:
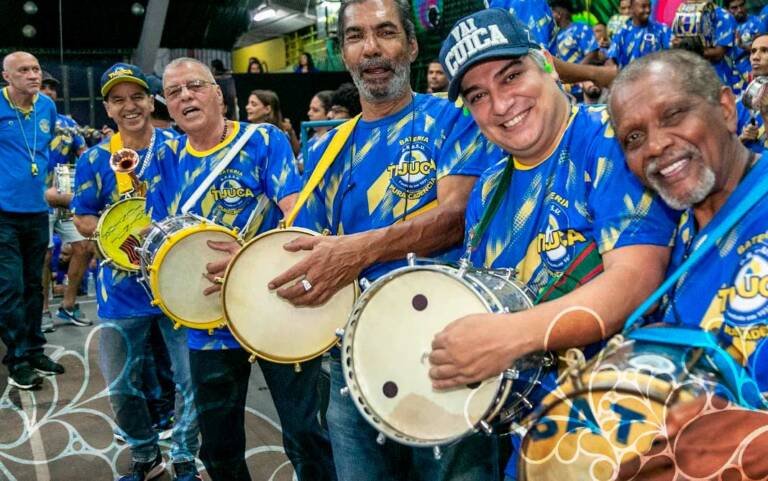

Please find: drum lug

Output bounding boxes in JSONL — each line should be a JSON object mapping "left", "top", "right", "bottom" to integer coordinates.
{"left": 340, "top": 386, "right": 350, "bottom": 397}
{"left": 321, "top": 229, "right": 331, "bottom": 236}
{"left": 359, "top": 278, "right": 371, "bottom": 290}
{"left": 376, "top": 433, "right": 386, "bottom": 445}
{"left": 173, "top": 322, "right": 181, "bottom": 330}
{"left": 407, "top": 252, "right": 416, "bottom": 266}
{"left": 335, "top": 328, "right": 345, "bottom": 338}
{"left": 479, "top": 420, "right": 493, "bottom": 435}
{"left": 151, "top": 299, "right": 160, "bottom": 306}
{"left": 509, "top": 422, "right": 527, "bottom": 438}
{"left": 294, "top": 363, "right": 302, "bottom": 373}
{"left": 520, "top": 396, "right": 533, "bottom": 410}
{"left": 432, "top": 446, "right": 443, "bottom": 460}
{"left": 503, "top": 369, "right": 519, "bottom": 380}
{"left": 457, "top": 257, "right": 470, "bottom": 277}
{"left": 248, "top": 354, "right": 257, "bottom": 364}
{"left": 541, "top": 354, "right": 555, "bottom": 367}
{"left": 278, "top": 219, "right": 286, "bottom": 229}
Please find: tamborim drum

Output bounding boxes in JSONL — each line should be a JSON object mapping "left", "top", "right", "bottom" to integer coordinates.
{"left": 518, "top": 327, "right": 734, "bottom": 481}
{"left": 342, "top": 257, "right": 552, "bottom": 448}
{"left": 672, "top": 1, "right": 716, "bottom": 50}
{"left": 140, "top": 214, "right": 238, "bottom": 330}
{"left": 94, "top": 197, "right": 151, "bottom": 272}
{"left": 222, "top": 227, "right": 358, "bottom": 364}
{"left": 54, "top": 164, "right": 76, "bottom": 220}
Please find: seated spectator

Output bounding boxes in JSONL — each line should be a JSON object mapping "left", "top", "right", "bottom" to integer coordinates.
{"left": 248, "top": 57, "right": 264, "bottom": 74}
{"left": 294, "top": 52, "right": 319, "bottom": 73}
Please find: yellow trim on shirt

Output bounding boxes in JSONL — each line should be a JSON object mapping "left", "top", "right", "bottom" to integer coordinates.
{"left": 185, "top": 121, "right": 241, "bottom": 157}
{"left": 2, "top": 87, "right": 38, "bottom": 115}
{"left": 512, "top": 104, "right": 579, "bottom": 171}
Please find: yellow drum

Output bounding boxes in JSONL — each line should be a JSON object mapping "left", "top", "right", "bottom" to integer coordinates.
{"left": 518, "top": 330, "right": 723, "bottom": 481}
{"left": 140, "top": 214, "right": 239, "bottom": 330}
{"left": 94, "top": 197, "right": 151, "bottom": 272}
{"left": 222, "top": 227, "right": 358, "bottom": 364}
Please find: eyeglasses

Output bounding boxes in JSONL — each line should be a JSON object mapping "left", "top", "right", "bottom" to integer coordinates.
{"left": 330, "top": 106, "right": 350, "bottom": 116}
{"left": 163, "top": 80, "right": 216, "bottom": 101}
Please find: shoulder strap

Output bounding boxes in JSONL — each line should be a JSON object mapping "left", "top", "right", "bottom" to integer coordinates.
{"left": 466, "top": 156, "right": 514, "bottom": 252}
{"left": 623, "top": 163, "right": 768, "bottom": 333}
{"left": 181, "top": 123, "right": 257, "bottom": 214}
{"left": 283, "top": 115, "right": 361, "bottom": 227}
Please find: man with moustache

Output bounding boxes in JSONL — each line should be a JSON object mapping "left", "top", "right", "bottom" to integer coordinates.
{"left": 606, "top": 0, "right": 671, "bottom": 69}
{"left": 737, "top": 33, "right": 768, "bottom": 153}
{"left": 609, "top": 48, "right": 768, "bottom": 481}
{"left": 148, "top": 58, "right": 334, "bottom": 481}
{"left": 425, "top": 59, "right": 448, "bottom": 93}
{"left": 433, "top": 9, "right": 677, "bottom": 480}
{"left": 266, "top": 0, "right": 501, "bottom": 478}
{"left": 71, "top": 63, "right": 200, "bottom": 481}
{"left": 0, "top": 51, "right": 62, "bottom": 390}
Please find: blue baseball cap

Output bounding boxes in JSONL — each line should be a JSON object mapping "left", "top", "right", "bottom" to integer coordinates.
{"left": 100, "top": 63, "right": 149, "bottom": 97}
{"left": 439, "top": 8, "right": 540, "bottom": 101}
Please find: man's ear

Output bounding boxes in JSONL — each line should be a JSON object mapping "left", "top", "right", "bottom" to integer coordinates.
{"left": 719, "top": 86, "right": 738, "bottom": 134}
{"left": 408, "top": 37, "right": 419, "bottom": 63}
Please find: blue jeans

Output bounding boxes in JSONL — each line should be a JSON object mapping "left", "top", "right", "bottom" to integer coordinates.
{"left": 327, "top": 356, "right": 500, "bottom": 481}
{"left": 189, "top": 349, "right": 335, "bottom": 481}
{"left": 99, "top": 315, "right": 199, "bottom": 463}
{"left": 0, "top": 211, "right": 48, "bottom": 368}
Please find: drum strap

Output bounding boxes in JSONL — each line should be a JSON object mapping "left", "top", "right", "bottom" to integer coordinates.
{"left": 535, "top": 241, "right": 603, "bottom": 303}
{"left": 466, "top": 155, "right": 515, "bottom": 252}
{"left": 283, "top": 115, "right": 361, "bottom": 227}
{"left": 628, "top": 327, "right": 767, "bottom": 409}
{"left": 181, "top": 124, "right": 258, "bottom": 214}
{"left": 623, "top": 155, "right": 768, "bottom": 334}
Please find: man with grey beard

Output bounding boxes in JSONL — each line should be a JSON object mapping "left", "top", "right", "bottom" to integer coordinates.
{"left": 609, "top": 48, "right": 768, "bottom": 481}
{"left": 267, "top": 0, "right": 502, "bottom": 478}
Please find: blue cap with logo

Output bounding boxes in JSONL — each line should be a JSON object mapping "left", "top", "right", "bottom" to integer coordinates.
{"left": 100, "top": 63, "right": 149, "bottom": 97}
{"left": 439, "top": 8, "right": 540, "bottom": 101}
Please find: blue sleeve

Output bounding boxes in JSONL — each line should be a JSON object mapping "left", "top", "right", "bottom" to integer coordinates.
{"left": 464, "top": 179, "right": 485, "bottom": 265}
{"left": 606, "top": 32, "right": 622, "bottom": 65}
{"left": 586, "top": 130, "right": 678, "bottom": 253}
{"left": 71, "top": 149, "right": 102, "bottom": 216}
{"left": 262, "top": 125, "right": 301, "bottom": 203}
{"left": 661, "top": 24, "right": 672, "bottom": 49}
{"left": 716, "top": 10, "right": 737, "bottom": 48}
{"left": 291, "top": 130, "right": 335, "bottom": 233}
{"left": 145, "top": 141, "right": 177, "bottom": 221}
{"left": 579, "top": 25, "right": 599, "bottom": 54}
{"left": 435, "top": 100, "right": 496, "bottom": 178}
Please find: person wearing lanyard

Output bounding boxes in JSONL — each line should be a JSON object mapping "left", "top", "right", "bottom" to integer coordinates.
{"left": 0, "top": 51, "right": 62, "bottom": 390}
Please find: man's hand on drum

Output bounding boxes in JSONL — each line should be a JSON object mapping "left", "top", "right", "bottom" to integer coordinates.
{"left": 428, "top": 313, "right": 528, "bottom": 389}
{"left": 617, "top": 395, "right": 768, "bottom": 481}
{"left": 269, "top": 235, "right": 368, "bottom": 306}
{"left": 203, "top": 240, "right": 241, "bottom": 295}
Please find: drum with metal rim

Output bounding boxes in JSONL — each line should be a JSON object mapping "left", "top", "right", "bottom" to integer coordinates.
{"left": 139, "top": 214, "right": 239, "bottom": 330}
{"left": 222, "top": 226, "right": 358, "bottom": 364}
{"left": 94, "top": 197, "right": 151, "bottom": 272}
{"left": 54, "top": 163, "right": 76, "bottom": 220}
{"left": 341, "top": 257, "right": 552, "bottom": 449}
{"left": 672, "top": 1, "right": 716, "bottom": 50}
{"left": 518, "top": 328, "right": 730, "bottom": 481}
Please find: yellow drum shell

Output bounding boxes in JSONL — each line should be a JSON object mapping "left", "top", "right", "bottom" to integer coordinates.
{"left": 94, "top": 197, "right": 151, "bottom": 272}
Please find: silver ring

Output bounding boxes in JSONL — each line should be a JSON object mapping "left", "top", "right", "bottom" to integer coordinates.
{"left": 301, "top": 279, "right": 313, "bottom": 292}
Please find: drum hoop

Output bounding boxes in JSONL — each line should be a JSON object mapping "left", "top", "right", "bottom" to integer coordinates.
{"left": 222, "top": 225, "right": 360, "bottom": 364}
{"left": 148, "top": 220, "right": 238, "bottom": 330}
{"left": 94, "top": 197, "right": 148, "bottom": 272}
{"left": 341, "top": 264, "right": 518, "bottom": 446}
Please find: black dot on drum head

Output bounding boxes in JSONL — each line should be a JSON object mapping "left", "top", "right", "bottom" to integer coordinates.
{"left": 412, "top": 294, "right": 428, "bottom": 311}
{"left": 382, "top": 381, "right": 398, "bottom": 398}
{"left": 467, "top": 382, "right": 480, "bottom": 390}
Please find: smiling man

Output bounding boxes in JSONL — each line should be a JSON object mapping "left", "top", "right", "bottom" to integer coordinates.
{"left": 265, "top": 0, "right": 501, "bottom": 478}
{"left": 434, "top": 9, "right": 678, "bottom": 480}
{"left": 609, "top": 48, "right": 768, "bottom": 481}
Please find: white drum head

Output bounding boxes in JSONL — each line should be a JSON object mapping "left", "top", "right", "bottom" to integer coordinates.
{"left": 156, "top": 230, "right": 235, "bottom": 325}
{"left": 223, "top": 229, "right": 356, "bottom": 362}
{"left": 349, "top": 268, "right": 503, "bottom": 444}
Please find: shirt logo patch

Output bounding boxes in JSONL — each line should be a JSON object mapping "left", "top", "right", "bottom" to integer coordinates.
{"left": 717, "top": 241, "right": 768, "bottom": 325}
{"left": 39, "top": 118, "right": 50, "bottom": 134}
{"left": 387, "top": 137, "right": 436, "bottom": 201}
{"left": 536, "top": 201, "right": 585, "bottom": 271}
{"left": 208, "top": 170, "right": 255, "bottom": 214}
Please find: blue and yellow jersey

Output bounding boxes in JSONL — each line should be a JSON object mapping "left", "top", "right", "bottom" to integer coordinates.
{"left": 487, "top": 0, "right": 554, "bottom": 48}
{"left": 47, "top": 114, "right": 85, "bottom": 172}
{"left": 465, "top": 104, "right": 677, "bottom": 295}
{"left": 712, "top": 7, "right": 744, "bottom": 94}
{"left": 294, "top": 93, "right": 501, "bottom": 283}
{"left": 0, "top": 87, "right": 57, "bottom": 213}
{"left": 607, "top": 21, "right": 671, "bottom": 68}
{"left": 653, "top": 153, "right": 768, "bottom": 399}
{"left": 550, "top": 22, "right": 599, "bottom": 64}
{"left": 736, "top": 100, "right": 766, "bottom": 154}
{"left": 71, "top": 128, "right": 175, "bottom": 319}
{"left": 734, "top": 16, "right": 764, "bottom": 82}
{"left": 147, "top": 121, "right": 299, "bottom": 350}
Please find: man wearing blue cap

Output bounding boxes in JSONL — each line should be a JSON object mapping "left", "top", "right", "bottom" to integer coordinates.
{"left": 433, "top": 8, "right": 678, "bottom": 480}
{"left": 0, "top": 51, "right": 62, "bottom": 390}
{"left": 71, "top": 62, "right": 200, "bottom": 481}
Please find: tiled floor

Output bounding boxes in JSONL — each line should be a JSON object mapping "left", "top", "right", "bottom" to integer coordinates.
{"left": 0, "top": 297, "right": 297, "bottom": 481}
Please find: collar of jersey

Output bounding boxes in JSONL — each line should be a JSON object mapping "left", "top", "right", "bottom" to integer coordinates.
{"left": 513, "top": 103, "right": 579, "bottom": 171}
{"left": 356, "top": 94, "right": 419, "bottom": 129}
{"left": 185, "top": 120, "right": 241, "bottom": 157}
{"left": 2, "top": 87, "right": 38, "bottom": 115}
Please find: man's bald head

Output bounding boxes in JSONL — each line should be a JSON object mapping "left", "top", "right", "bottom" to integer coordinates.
{"left": 2, "top": 51, "right": 42, "bottom": 100}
